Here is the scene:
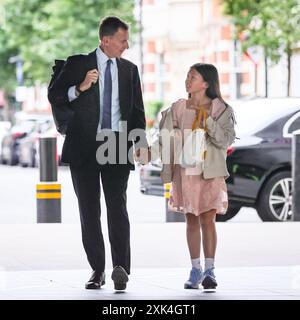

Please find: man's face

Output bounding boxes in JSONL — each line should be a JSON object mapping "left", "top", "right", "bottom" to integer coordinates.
{"left": 101, "top": 28, "right": 129, "bottom": 58}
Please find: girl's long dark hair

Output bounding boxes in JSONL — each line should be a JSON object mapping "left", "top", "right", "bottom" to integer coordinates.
{"left": 190, "top": 63, "right": 226, "bottom": 104}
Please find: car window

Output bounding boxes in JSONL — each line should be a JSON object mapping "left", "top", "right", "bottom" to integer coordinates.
{"left": 284, "top": 112, "right": 300, "bottom": 137}
{"left": 234, "top": 108, "right": 286, "bottom": 136}
{"left": 256, "top": 114, "right": 295, "bottom": 138}
{"left": 232, "top": 100, "right": 300, "bottom": 137}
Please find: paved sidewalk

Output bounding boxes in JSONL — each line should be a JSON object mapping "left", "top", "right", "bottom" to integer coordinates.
{"left": 0, "top": 223, "right": 300, "bottom": 300}
{"left": 1, "top": 266, "right": 300, "bottom": 300}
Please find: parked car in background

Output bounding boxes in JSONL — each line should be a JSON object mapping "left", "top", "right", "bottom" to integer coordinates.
{"left": 140, "top": 160, "right": 163, "bottom": 196}
{"left": 0, "top": 121, "right": 11, "bottom": 159}
{"left": 139, "top": 98, "right": 300, "bottom": 222}
{"left": 225, "top": 98, "right": 300, "bottom": 222}
{"left": 1, "top": 119, "right": 37, "bottom": 165}
{"left": 33, "top": 125, "right": 65, "bottom": 167}
{"left": 18, "top": 118, "right": 53, "bottom": 167}
{"left": 1, "top": 114, "right": 53, "bottom": 166}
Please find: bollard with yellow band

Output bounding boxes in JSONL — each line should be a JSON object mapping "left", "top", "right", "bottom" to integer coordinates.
{"left": 36, "top": 137, "right": 61, "bottom": 223}
{"left": 36, "top": 183, "right": 61, "bottom": 223}
{"left": 164, "top": 183, "right": 185, "bottom": 222}
{"left": 164, "top": 183, "right": 171, "bottom": 200}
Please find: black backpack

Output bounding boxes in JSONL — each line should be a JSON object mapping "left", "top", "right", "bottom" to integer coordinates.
{"left": 48, "top": 59, "right": 74, "bottom": 135}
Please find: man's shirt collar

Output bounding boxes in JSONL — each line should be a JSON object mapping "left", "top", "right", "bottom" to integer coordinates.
{"left": 96, "top": 46, "right": 117, "bottom": 66}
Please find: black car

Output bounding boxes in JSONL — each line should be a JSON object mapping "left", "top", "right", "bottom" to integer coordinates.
{"left": 139, "top": 98, "right": 300, "bottom": 222}
{"left": 224, "top": 98, "right": 300, "bottom": 222}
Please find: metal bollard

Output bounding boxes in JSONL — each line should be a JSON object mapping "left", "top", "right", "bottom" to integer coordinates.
{"left": 292, "top": 130, "right": 300, "bottom": 221}
{"left": 36, "top": 137, "right": 61, "bottom": 223}
{"left": 164, "top": 183, "right": 185, "bottom": 222}
{"left": 39, "top": 137, "right": 57, "bottom": 181}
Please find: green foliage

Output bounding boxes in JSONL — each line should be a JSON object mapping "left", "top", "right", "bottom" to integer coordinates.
{"left": 0, "top": 0, "right": 136, "bottom": 91}
{"left": 223, "top": 0, "right": 300, "bottom": 96}
{"left": 0, "top": 28, "right": 18, "bottom": 92}
{"left": 145, "top": 100, "right": 163, "bottom": 120}
{"left": 222, "top": 0, "right": 260, "bottom": 37}
{"left": 222, "top": 0, "right": 300, "bottom": 64}
{"left": 268, "top": 0, "right": 300, "bottom": 55}
{"left": 145, "top": 100, "right": 163, "bottom": 128}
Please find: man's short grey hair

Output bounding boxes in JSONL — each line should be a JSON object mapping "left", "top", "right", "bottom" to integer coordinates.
{"left": 99, "top": 16, "right": 128, "bottom": 39}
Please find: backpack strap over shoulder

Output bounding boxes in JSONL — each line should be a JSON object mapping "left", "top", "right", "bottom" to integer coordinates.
{"left": 48, "top": 59, "right": 66, "bottom": 90}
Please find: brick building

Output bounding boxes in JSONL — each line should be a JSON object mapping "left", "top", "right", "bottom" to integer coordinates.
{"left": 139, "top": 0, "right": 300, "bottom": 106}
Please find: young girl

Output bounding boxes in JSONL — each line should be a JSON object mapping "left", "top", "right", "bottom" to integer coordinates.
{"left": 163, "top": 63, "right": 235, "bottom": 290}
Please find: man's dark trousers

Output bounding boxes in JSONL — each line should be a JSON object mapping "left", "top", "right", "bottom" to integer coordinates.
{"left": 70, "top": 155, "right": 131, "bottom": 275}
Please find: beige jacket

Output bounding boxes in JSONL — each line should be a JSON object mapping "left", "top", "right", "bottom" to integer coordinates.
{"left": 204, "top": 104, "right": 236, "bottom": 179}
{"left": 152, "top": 100, "right": 236, "bottom": 183}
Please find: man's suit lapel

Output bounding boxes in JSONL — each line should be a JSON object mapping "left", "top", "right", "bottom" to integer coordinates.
{"left": 86, "top": 52, "right": 130, "bottom": 122}
{"left": 117, "top": 58, "right": 129, "bottom": 121}
{"left": 87, "top": 49, "right": 100, "bottom": 109}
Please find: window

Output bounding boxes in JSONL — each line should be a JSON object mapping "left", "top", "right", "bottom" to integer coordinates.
{"left": 283, "top": 111, "right": 300, "bottom": 138}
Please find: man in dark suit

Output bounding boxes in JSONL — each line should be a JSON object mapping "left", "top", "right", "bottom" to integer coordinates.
{"left": 48, "top": 16, "right": 148, "bottom": 291}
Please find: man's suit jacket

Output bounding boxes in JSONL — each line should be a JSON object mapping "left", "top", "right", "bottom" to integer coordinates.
{"left": 48, "top": 49, "right": 147, "bottom": 169}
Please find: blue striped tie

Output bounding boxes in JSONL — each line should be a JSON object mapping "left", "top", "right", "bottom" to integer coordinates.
{"left": 102, "top": 59, "right": 112, "bottom": 129}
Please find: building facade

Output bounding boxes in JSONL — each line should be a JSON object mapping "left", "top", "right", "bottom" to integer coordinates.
{"left": 140, "top": 0, "right": 300, "bottom": 107}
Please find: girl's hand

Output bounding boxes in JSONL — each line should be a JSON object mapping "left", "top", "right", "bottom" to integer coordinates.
{"left": 211, "top": 98, "right": 226, "bottom": 120}
{"left": 135, "top": 148, "right": 151, "bottom": 165}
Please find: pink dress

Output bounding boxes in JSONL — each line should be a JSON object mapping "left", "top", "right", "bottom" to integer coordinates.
{"left": 168, "top": 99, "right": 228, "bottom": 216}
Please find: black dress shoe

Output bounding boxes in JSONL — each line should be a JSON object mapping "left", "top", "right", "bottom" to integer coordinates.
{"left": 85, "top": 270, "right": 105, "bottom": 289}
{"left": 111, "top": 266, "right": 129, "bottom": 291}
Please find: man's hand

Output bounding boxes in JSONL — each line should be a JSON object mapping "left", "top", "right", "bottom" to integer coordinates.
{"left": 135, "top": 148, "right": 151, "bottom": 165}
{"left": 79, "top": 69, "right": 99, "bottom": 92}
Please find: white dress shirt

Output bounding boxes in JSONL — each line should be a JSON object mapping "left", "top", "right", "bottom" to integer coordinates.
{"left": 68, "top": 47, "right": 122, "bottom": 132}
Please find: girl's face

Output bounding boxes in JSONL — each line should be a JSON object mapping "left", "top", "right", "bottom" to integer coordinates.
{"left": 185, "top": 68, "right": 208, "bottom": 94}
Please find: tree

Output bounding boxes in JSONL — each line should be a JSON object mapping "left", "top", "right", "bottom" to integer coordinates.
{"left": 0, "top": 0, "right": 136, "bottom": 90}
{"left": 268, "top": 0, "right": 300, "bottom": 96}
{"left": 0, "top": 29, "right": 19, "bottom": 93}
{"left": 223, "top": 0, "right": 276, "bottom": 97}
{"left": 223, "top": 0, "right": 300, "bottom": 97}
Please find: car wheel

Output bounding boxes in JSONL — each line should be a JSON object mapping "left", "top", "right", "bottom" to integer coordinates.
{"left": 216, "top": 202, "right": 241, "bottom": 222}
{"left": 8, "top": 147, "right": 18, "bottom": 166}
{"left": 21, "top": 162, "right": 28, "bottom": 168}
{"left": 257, "top": 171, "right": 292, "bottom": 222}
{"left": 0, "top": 155, "right": 7, "bottom": 164}
{"left": 31, "top": 149, "right": 36, "bottom": 167}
